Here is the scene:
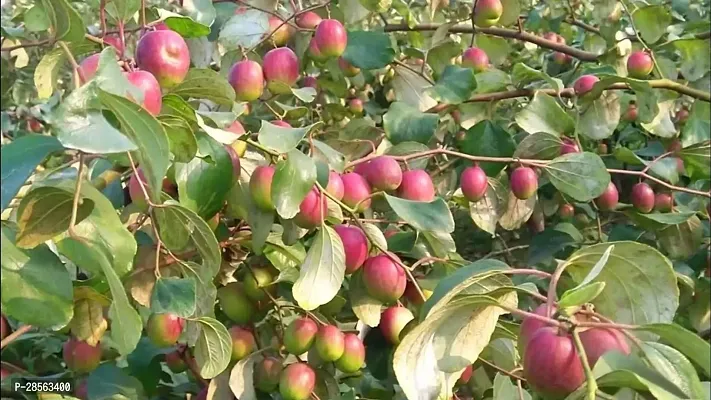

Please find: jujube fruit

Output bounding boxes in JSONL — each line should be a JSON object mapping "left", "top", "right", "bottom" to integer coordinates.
{"left": 339, "top": 57, "right": 361, "bottom": 77}
{"left": 268, "top": 16, "right": 292, "bottom": 46}
{"left": 135, "top": 30, "right": 190, "bottom": 88}
{"left": 348, "top": 98, "right": 364, "bottom": 115}
{"left": 314, "top": 19, "right": 347, "bottom": 58}
{"left": 314, "top": 324, "right": 345, "bottom": 362}
{"left": 341, "top": 173, "right": 372, "bottom": 212}
{"left": 461, "top": 47, "right": 489, "bottom": 73}
{"left": 229, "top": 326, "right": 257, "bottom": 362}
{"left": 654, "top": 192, "right": 673, "bottom": 212}
{"left": 126, "top": 70, "right": 163, "bottom": 116}
{"left": 460, "top": 165, "right": 488, "bottom": 202}
{"left": 263, "top": 47, "right": 300, "bottom": 94}
{"left": 559, "top": 203, "right": 575, "bottom": 219}
{"left": 578, "top": 327, "right": 630, "bottom": 367}
{"left": 217, "top": 282, "right": 255, "bottom": 324}
{"left": 335, "top": 333, "right": 365, "bottom": 373}
{"left": 523, "top": 327, "right": 584, "bottom": 399}
{"left": 363, "top": 254, "right": 407, "bottom": 303}
{"left": 283, "top": 317, "right": 318, "bottom": 355}
{"left": 627, "top": 50, "right": 653, "bottom": 79}
{"left": 573, "top": 74, "right": 599, "bottom": 96}
{"left": 63, "top": 337, "right": 102, "bottom": 374}
{"left": 147, "top": 313, "right": 184, "bottom": 347}
{"left": 457, "top": 365, "right": 473, "bottom": 385}
{"left": 78, "top": 54, "right": 100, "bottom": 83}
{"left": 397, "top": 169, "right": 436, "bottom": 202}
{"left": 165, "top": 350, "right": 187, "bottom": 373}
{"left": 228, "top": 60, "right": 264, "bottom": 102}
{"left": 631, "top": 182, "right": 655, "bottom": 213}
{"left": 517, "top": 304, "right": 556, "bottom": 356}
{"left": 244, "top": 267, "right": 276, "bottom": 301}
{"left": 296, "top": 11, "right": 322, "bottom": 29}
{"left": 294, "top": 187, "right": 328, "bottom": 229}
{"left": 334, "top": 225, "right": 368, "bottom": 274}
{"left": 510, "top": 167, "right": 538, "bottom": 200}
{"left": 380, "top": 306, "right": 415, "bottom": 345}
{"left": 279, "top": 363, "right": 316, "bottom": 400}
{"left": 250, "top": 165, "right": 276, "bottom": 211}
{"left": 595, "top": 182, "right": 619, "bottom": 211}
{"left": 363, "top": 156, "right": 403, "bottom": 191}
{"left": 473, "top": 0, "right": 503, "bottom": 27}
{"left": 325, "top": 171, "right": 344, "bottom": 200}
{"left": 254, "top": 356, "right": 283, "bottom": 392}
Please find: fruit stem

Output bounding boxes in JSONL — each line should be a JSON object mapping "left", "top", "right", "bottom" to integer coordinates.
{"left": 0, "top": 324, "right": 33, "bottom": 349}
{"left": 245, "top": 138, "right": 280, "bottom": 157}
{"left": 571, "top": 329, "right": 598, "bottom": 400}
{"left": 67, "top": 153, "right": 86, "bottom": 240}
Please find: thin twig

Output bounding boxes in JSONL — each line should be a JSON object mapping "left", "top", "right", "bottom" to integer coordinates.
{"left": 0, "top": 325, "right": 33, "bottom": 349}
{"left": 393, "top": 59, "right": 434, "bottom": 85}
{"left": 478, "top": 358, "right": 526, "bottom": 382}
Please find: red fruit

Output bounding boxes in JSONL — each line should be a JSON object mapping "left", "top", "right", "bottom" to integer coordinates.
{"left": 268, "top": 16, "right": 292, "bottom": 46}
{"left": 627, "top": 51, "right": 653, "bottom": 79}
{"left": 348, "top": 98, "right": 364, "bottom": 115}
{"left": 250, "top": 165, "right": 276, "bottom": 211}
{"left": 380, "top": 306, "right": 414, "bottom": 345}
{"left": 263, "top": 47, "right": 300, "bottom": 94}
{"left": 524, "top": 327, "right": 585, "bottom": 398}
{"left": 624, "top": 103, "right": 638, "bottom": 122}
{"left": 325, "top": 171, "right": 344, "bottom": 200}
{"left": 335, "top": 333, "right": 365, "bottom": 373}
{"left": 314, "top": 325, "right": 345, "bottom": 362}
{"left": 667, "top": 138, "right": 683, "bottom": 154}
{"left": 147, "top": 313, "right": 184, "bottom": 347}
{"left": 341, "top": 173, "right": 372, "bottom": 212}
{"left": 294, "top": 187, "right": 327, "bottom": 229}
{"left": 559, "top": 203, "right": 575, "bottom": 219}
{"left": 339, "top": 57, "right": 361, "bottom": 77}
{"left": 229, "top": 60, "right": 265, "bottom": 102}
{"left": 461, "top": 47, "right": 489, "bottom": 73}
{"left": 165, "top": 350, "right": 187, "bottom": 373}
{"left": 553, "top": 51, "right": 572, "bottom": 65}
{"left": 296, "top": 11, "right": 323, "bottom": 29}
{"left": 0, "top": 314, "right": 9, "bottom": 341}
{"left": 229, "top": 326, "right": 257, "bottom": 362}
{"left": 595, "top": 182, "right": 619, "bottom": 211}
{"left": 676, "top": 108, "right": 689, "bottom": 124}
{"left": 27, "top": 118, "right": 42, "bottom": 132}
{"left": 302, "top": 76, "right": 318, "bottom": 90}
{"left": 363, "top": 254, "right": 407, "bottom": 303}
{"left": 217, "top": 282, "right": 255, "bottom": 324}
{"left": 578, "top": 328, "right": 630, "bottom": 367}
{"left": 397, "top": 170, "right": 436, "bottom": 202}
{"left": 152, "top": 21, "right": 170, "bottom": 30}
{"left": 631, "top": 182, "right": 655, "bottom": 213}
{"left": 78, "top": 54, "right": 100, "bottom": 83}
{"left": 473, "top": 0, "right": 503, "bottom": 27}
{"left": 560, "top": 138, "right": 580, "bottom": 155}
{"left": 654, "top": 192, "right": 673, "bottom": 212}
{"left": 510, "top": 167, "right": 538, "bottom": 200}
{"left": 314, "top": 19, "right": 347, "bottom": 58}
{"left": 135, "top": 30, "right": 190, "bottom": 88}
{"left": 573, "top": 74, "right": 600, "bottom": 96}
{"left": 125, "top": 70, "right": 163, "bottom": 116}
{"left": 458, "top": 365, "right": 473, "bottom": 385}
{"left": 308, "top": 38, "right": 328, "bottom": 63}
{"left": 460, "top": 165, "right": 488, "bottom": 202}
{"left": 363, "top": 156, "right": 403, "bottom": 191}
{"left": 225, "top": 145, "right": 241, "bottom": 180}
{"left": 63, "top": 337, "right": 102, "bottom": 374}
{"left": 518, "top": 304, "right": 556, "bottom": 355}
{"left": 279, "top": 363, "right": 316, "bottom": 400}
{"left": 255, "top": 356, "right": 283, "bottom": 392}
{"left": 284, "top": 317, "right": 319, "bottom": 355}
{"left": 334, "top": 225, "right": 368, "bottom": 274}
{"left": 103, "top": 34, "right": 124, "bottom": 57}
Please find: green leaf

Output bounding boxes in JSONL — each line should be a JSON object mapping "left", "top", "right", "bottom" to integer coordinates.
{"left": 181, "top": 261, "right": 217, "bottom": 344}
{"left": 493, "top": 373, "right": 529, "bottom": 400}
{"left": 15, "top": 186, "right": 94, "bottom": 249}
{"left": 576, "top": 92, "right": 621, "bottom": 140}
{"left": 543, "top": 152, "right": 611, "bottom": 202}
{"left": 528, "top": 222, "right": 583, "bottom": 265}
{"left": 271, "top": 150, "right": 317, "bottom": 220}
{"left": 513, "top": 132, "right": 563, "bottom": 160}
{"left": 391, "top": 65, "right": 438, "bottom": 112}
{"left": 0, "top": 135, "right": 62, "bottom": 211}
{"left": 312, "top": 140, "right": 346, "bottom": 173}
{"left": 474, "top": 68, "right": 511, "bottom": 93}
{"left": 558, "top": 282, "right": 606, "bottom": 309}
{"left": 514, "top": 92, "right": 574, "bottom": 136}
{"left": 637, "top": 323, "right": 711, "bottom": 378}
{"left": 292, "top": 225, "right": 346, "bottom": 310}
{"left": 657, "top": 215, "right": 703, "bottom": 259}
{"left": 264, "top": 232, "right": 306, "bottom": 272}
{"left": 183, "top": 0, "right": 216, "bottom": 26}
{"left": 386, "top": 141, "right": 431, "bottom": 170}
{"left": 104, "top": 0, "right": 141, "bottom": 23}
{"left": 680, "top": 141, "right": 711, "bottom": 179}
{"left": 681, "top": 102, "right": 710, "bottom": 147}
{"left": 641, "top": 100, "right": 677, "bottom": 138}
{"left": 194, "top": 317, "right": 232, "bottom": 379}
{"left": 571, "top": 244, "right": 614, "bottom": 289}
{"left": 624, "top": 211, "right": 697, "bottom": 231}
{"left": 158, "top": 115, "right": 198, "bottom": 163}
{"left": 86, "top": 364, "right": 146, "bottom": 400}
{"left": 161, "top": 94, "right": 199, "bottom": 126}
{"left": 349, "top": 269, "right": 383, "bottom": 327}
{"left": 592, "top": 352, "right": 690, "bottom": 399}
{"left": 24, "top": 5, "right": 51, "bottom": 32}
{"left": 218, "top": 9, "right": 269, "bottom": 51}
{"left": 498, "top": 191, "right": 536, "bottom": 231}
{"left": 639, "top": 342, "right": 706, "bottom": 399}
{"left": 674, "top": 39, "right": 711, "bottom": 82}
{"left": 227, "top": 181, "right": 274, "bottom": 255}
{"left": 426, "top": 65, "right": 476, "bottom": 104}
{"left": 0, "top": 226, "right": 73, "bottom": 328}
{"left": 564, "top": 242, "right": 679, "bottom": 333}
{"left": 458, "top": 120, "right": 516, "bottom": 176}
{"left": 383, "top": 102, "right": 439, "bottom": 145}
{"left": 291, "top": 87, "right": 317, "bottom": 103}
{"left": 168, "top": 69, "right": 236, "bottom": 106}
{"left": 632, "top": 5, "right": 671, "bottom": 44}
{"left": 511, "top": 62, "right": 563, "bottom": 91}
{"left": 35, "top": 47, "right": 66, "bottom": 99}
{"left": 384, "top": 194, "right": 455, "bottom": 233}
{"left": 151, "top": 277, "right": 197, "bottom": 318}
{"left": 467, "top": 178, "right": 506, "bottom": 236}
{"left": 585, "top": 75, "right": 658, "bottom": 124}
{"left": 40, "top": 0, "right": 84, "bottom": 42}
{"left": 157, "top": 10, "right": 211, "bottom": 38}
{"left": 274, "top": 101, "right": 308, "bottom": 120}
{"left": 258, "top": 121, "right": 322, "bottom": 154}
{"left": 342, "top": 30, "right": 397, "bottom": 69}
{"left": 358, "top": 0, "right": 391, "bottom": 12}
{"left": 475, "top": 35, "right": 511, "bottom": 67}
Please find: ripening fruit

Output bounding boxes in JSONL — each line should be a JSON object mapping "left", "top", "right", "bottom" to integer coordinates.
{"left": 517, "top": 304, "right": 556, "bottom": 356}
{"left": 147, "top": 313, "right": 184, "bottom": 347}
{"left": 135, "top": 30, "right": 190, "bottom": 88}
{"left": 302, "top": 76, "right": 318, "bottom": 90}
{"left": 250, "top": 165, "right": 276, "bottom": 211}
{"left": 573, "top": 75, "right": 599, "bottom": 96}
{"left": 553, "top": 51, "right": 572, "bottom": 65}
{"left": 510, "top": 167, "right": 538, "bottom": 200}
{"left": 631, "top": 182, "right": 655, "bottom": 213}
{"left": 627, "top": 51, "right": 653, "bottom": 79}
{"left": 339, "top": 57, "right": 361, "bottom": 77}
{"left": 296, "top": 11, "right": 323, "bottom": 29}
{"left": 103, "top": 34, "right": 124, "bottom": 57}
{"left": 560, "top": 138, "right": 580, "bottom": 155}
{"left": 326, "top": 171, "right": 344, "bottom": 200}
{"left": 341, "top": 173, "right": 372, "bottom": 212}
{"left": 556, "top": 203, "right": 574, "bottom": 219}
{"left": 403, "top": 280, "right": 433, "bottom": 305}
{"left": 217, "top": 282, "right": 255, "bottom": 324}
{"left": 284, "top": 317, "right": 319, "bottom": 355}
{"left": 397, "top": 170, "right": 436, "bottom": 202}
{"left": 334, "top": 225, "right": 368, "bottom": 274}
{"left": 458, "top": 365, "right": 473, "bottom": 385}
{"left": 279, "top": 363, "right": 316, "bottom": 400}
{"left": 268, "top": 16, "right": 292, "bottom": 46}
{"left": 460, "top": 165, "right": 488, "bottom": 202}
{"left": 0, "top": 368, "right": 9, "bottom": 380}
{"left": 473, "top": 0, "right": 503, "bottom": 27}
{"left": 126, "top": 70, "right": 163, "bottom": 116}
{"left": 75, "top": 379, "right": 88, "bottom": 399}
{"left": 363, "top": 156, "right": 403, "bottom": 191}
{"left": 363, "top": 254, "right": 407, "bottom": 303}
{"left": 224, "top": 145, "right": 241, "bottom": 181}
{"left": 294, "top": 188, "right": 328, "bottom": 229}
{"left": 78, "top": 54, "right": 100, "bottom": 83}
{"left": 348, "top": 98, "right": 364, "bottom": 115}
{"left": 263, "top": 47, "right": 300, "bottom": 94}
{"left": 676, "top": 108, "right": 689, "bottom": 124}
{"left": 524, "top": 327, "right": 585, "bottom": 399}
{"left": 244, "top": 267, "right": 276, "bottom": 301}
{"left": 624, "top": 103, "right": 638, "bottom": 122}
{"left": 229, "top": 60, "right": 265, "bottom": 102}
{"left": 335, "top": 333, "right": 365, "bottom": 373}
{"left": 578, "top": 328, "right": 630, "bottom": 367}
{"left": 64, "top": 337, "right": 102, "bottom": 374}
{"left": 314, "top": 19, "right": 347, "bottom": 58}
{"left": 308, "top": 38, "right": 328, "bottom": 63}
{"left": 165, "top": 350, "right": 187, "bottom": 373}
{"left": 654, "top": 192, "right": 673, "bottom": 212}
{"left": 0, "top": 314, "right": 9, "bottom": 341}
{"left": 254, "top": 356, "right": 283, "bottom": 392}
{"left": 380, "top": 306, "right": 415, "bottom": 345}
{"left": 461, "top": 47, "right": 489, "bottom": 73}
{"left": 229, "top": 326, "right": 257, "bottom": 362}
{"left": 314, "top": 325, "right": 345, "bottom": 362}
{"left": 595, "top": 182, "right": 619, "bottom": 211}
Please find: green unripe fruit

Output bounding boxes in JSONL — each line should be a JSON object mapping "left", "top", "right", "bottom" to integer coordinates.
{"left": 314, "top": 324, "right": 345, "bottom": 362}
{"left": 229, "top": 326, "right": 257, "bottom": 362}
{"left": 217, "top": 282, "right": 255, "bottom": 324}
{"left": 165, "top": 350, "right": 187, "bottom": 373}
{"left": 254, "top": 356, "right": 283, "bottom": 392}
{"left": 283, "top": 317, "right": 318, "bottom": 355}
{"left": 279, "top": 363, "right": 316, "bottom": 400}
{"left": 243, "top": 267, "right": 275, "bottom": 301}
{"left": 146, "top": 313, "right": 185, "bottom": 348}
{"left": 335, "top": 333, "right": 365, "bottom": 373}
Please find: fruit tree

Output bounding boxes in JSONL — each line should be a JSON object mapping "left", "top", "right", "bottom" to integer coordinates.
{"left": 1, "top": 0, "right": 710, "bottom": 399}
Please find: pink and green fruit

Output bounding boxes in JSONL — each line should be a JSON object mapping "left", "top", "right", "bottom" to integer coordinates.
{"left": 523, "top": 327, "right": 585, "bottom": 399}
{"left": 229, "top": 326, "right": 257, "bottom": 362}
{"left": 255, "top": 356, "right": 283, "bottom": 392}
{"left": 578, "top": 328, "right": 630, "bottom": 367}
{"left": 314, "top": 19, "right": 347, "bottom": 58}
{"left": 268, "top": 16, "right": 292, "bottom": 46}
{"left": 314, "top": 324, "right": 345, "bottom": 362}
{"left": 294, "top": 188, "right": 328, "bottom": 229}
{"left": 461, "top": 47, "right": 489, "bottom": 72}
{"left": 217, "top": 282, "right": 255, "bottom": 324}
{"left": 624, "top": 103, "right": 638, "bottom": 121}
{"left": 510, "top": 167, "right": 538, "bottom": 200}
{"left": 165, "top": 350, "right": 187, "bottom": 373}
{"left": 302, "top": 76, "right": 318, "bottom": 90}
{"left": 63, "top": 337, "right": 102, "bottom": 374}
{"left": 631, "top": 182, "right": 655, "bottom": 213}
{"left": 380, "top": 306, "right": 414, "bottom": 345}
{"left": 553, "top": 51, "right": 572, "bottom": 65}
{"left": 460, "top": 165, "right": 488, "bottom": 202}
{"left": 654, "top": 192, "right": 673, "bottom": 212}
{"left": 397, "top": 169, "right": 436, "bottom": 202}
{"left": 135, "top": 30, "right": 190, "bottom": 88}
{"left": 147, "top": 313, "right": 184, "bottom": 347}
{"left": 348, "top": 98, "right": 364, "bottom": 114}
{"left": 595, "top": 182, "right": 619, "bottom": 211}
{"left": 228, "top": 60, "right": 264, "bottom": 102}
{"left": 244, "top": 267, "right": 276, "bottom": 301}
{"left": 79, "top": 54, "right": 100, "bottom": 83}
{"left": 517, "top": 304, "right": 556, "bottom": 355}
{"left": 560, "top": 138, "right": 580, "bottom": 155}
{"left": 263, "top": 47, "right": 300, "bottom": 94}
{"left": 224, "top": 145, "right": 241, "bottom": 181}
{"left": 103, "top": 34, "right": 124, "bottom": 56}
{"left": 296, "top": 11, "right": 323, "bottom": 29}
{"left": 334, "top": 225, "right": 369, "bottom": 274}
{"left": 326, "top": 171, "right": 345, "bottom": 200}
{"left": 559, "top": 203, "right": 575, "bottom": 219}
{"left": 676, "top": 108, "right": 689, "bottom": 124}
{"left": 339, "top": 57, "right": 361, "bottom": 77}
{"left": 308, "top": 38, "right": 329, "bottom": 63}
{"left": 627, "top": 51, "right": 653, "bottom": 79}
{"left": 404, "top": 280, "right": 433, "bottom": 305}
{"left": 335, "top": 333, "right": 365, "bottom": 373}
{"left": 363, "top": 254, "right": 407, "bottom": 303}
{"left": 250, "top": 165, "right": 276, "bottom": 211}
{"left": 363, "top": 156, "right": 402, "bottom": 191}
{"left": 284, "top": 317, "right": 319, "bottom": 355}
{"left": 341, "top": 173, "right": 373, "bottom": 211}
{"left": 126, "top": 70, "right": 163, "bottom": 116}
{"left": 279, "top": 363, "right": 316, "bottom": 400}
{"left": 473, "top": 0, "right": 503, "bottom": 27}
{"left": 573, "top": 74, "right": 599, "bottom": 96}
{"left": 458, "top": 365, "right": 473, "bottom": 385}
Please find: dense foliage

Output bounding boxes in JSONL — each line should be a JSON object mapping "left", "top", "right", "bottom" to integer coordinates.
{"left": 0, "top": 0, "right": 710, "bottom": 399}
